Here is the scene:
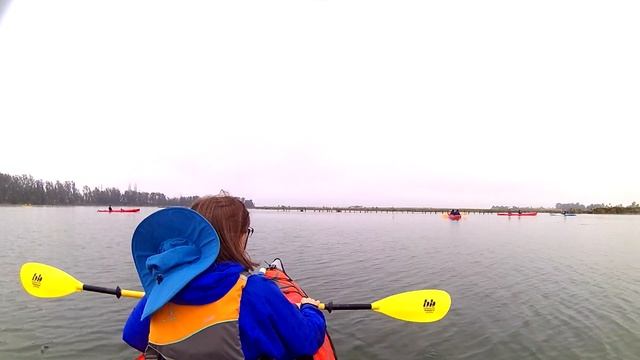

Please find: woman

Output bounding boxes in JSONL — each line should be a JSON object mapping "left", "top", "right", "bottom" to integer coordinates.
{"left": 123, "top": 196, "right": 327, "bottom": 359}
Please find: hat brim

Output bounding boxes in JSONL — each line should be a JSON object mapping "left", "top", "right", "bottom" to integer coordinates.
{"left": 141, "top": 240, "right": 218, "bottom": 319}
{"left": 131, "top": 207, "right": 220, "bottom": 319}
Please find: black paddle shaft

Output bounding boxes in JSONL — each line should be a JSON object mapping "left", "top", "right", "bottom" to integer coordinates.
{"left": 83, "top": 285, "right": 123, "bottom": 298}
{"left": 323, "top": 302, "right": 372, "bottom": 312}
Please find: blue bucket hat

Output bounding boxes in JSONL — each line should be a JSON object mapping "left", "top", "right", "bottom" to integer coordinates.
{"left": 132, "top": 207, "right": 220, "bottom": 319}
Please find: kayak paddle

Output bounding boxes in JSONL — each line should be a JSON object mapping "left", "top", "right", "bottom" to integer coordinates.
{"left": 20, "top": 263, "right": 451, "bottom": 323}
{"left": 320, "top": 289, "right": 451, "bottom": 323}
{"left": 20, "top": 262, "right": 144, "bottom": 299}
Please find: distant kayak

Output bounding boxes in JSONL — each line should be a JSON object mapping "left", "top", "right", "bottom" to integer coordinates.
{"left": 448, "top": 214, "right": 462, "bottom": 221}
{"left": 497, "top": 212, "right": 537, "bottom": 216}
{"left": 97, "top": 208, "right": 140, "bottom": 213}
{"left": 550, "top": 213, "right": 577, "bottom": 216}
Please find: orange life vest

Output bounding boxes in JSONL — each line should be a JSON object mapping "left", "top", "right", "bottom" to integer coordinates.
{"left": 145, "top": 275, "right": 247, "bottom": 359}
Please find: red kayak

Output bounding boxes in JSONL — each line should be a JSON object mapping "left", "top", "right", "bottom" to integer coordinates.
{"left": 497, "top": 212, "right": 537, "bottom": 216}
{"left": 263, "top": 259, "right": 337, "bottom": 360}
{"left": 448, "top": 214, "right": 462, "bottom": 221}
{"left": 97, "top": 208, "right": 140, "bottom": 213}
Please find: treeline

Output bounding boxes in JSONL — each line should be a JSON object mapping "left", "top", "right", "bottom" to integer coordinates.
{"left": 0, "top": 173, "right": 198, "bottom": 206}
{"left": 556, "top": 202, "right": 639, "bottom": 214}
{"left": 555, "top": 203, "right": 606, "bottom": 211}
{"left": 490, "top": 205, "right": 545, "bottom": 211}
{"left": 491, "top": 202, "right": 639, "bottom": 214}
{"left": 592, "top": 206, "right": 640, "bottom": 214}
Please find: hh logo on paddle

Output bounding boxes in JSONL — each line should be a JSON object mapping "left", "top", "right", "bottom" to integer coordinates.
{"left": 423, "top": 299, "right": 435, "bottom": 313}
{"left": 32, "top": 273, "right": 43, "bottom": 288}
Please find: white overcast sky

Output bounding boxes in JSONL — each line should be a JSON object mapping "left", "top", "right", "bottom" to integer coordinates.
{"left": 1, "top": 0, "right": 638, "bottom": 208}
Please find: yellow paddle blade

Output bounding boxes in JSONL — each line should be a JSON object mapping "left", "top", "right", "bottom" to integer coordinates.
{"left": 372, "top": 289, "right": 451, "bottom": 323}
{"left": 20, "top": 262, "right": 83, "bottom": 298}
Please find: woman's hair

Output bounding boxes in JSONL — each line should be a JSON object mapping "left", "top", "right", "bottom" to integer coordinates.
{"left": 191, "top": 196, "right": 256, "bottom": 270}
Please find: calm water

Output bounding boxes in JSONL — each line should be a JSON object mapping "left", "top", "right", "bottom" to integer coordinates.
{"left": 1, "top": 206, "right": 639, "bottom": 359}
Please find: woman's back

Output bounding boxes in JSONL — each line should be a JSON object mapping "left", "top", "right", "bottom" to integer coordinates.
{"left": 124, "top": 198, "right": 327, "bottom": 359}
{"left": 123, "top": 261, "right": 327, "bottom": 359}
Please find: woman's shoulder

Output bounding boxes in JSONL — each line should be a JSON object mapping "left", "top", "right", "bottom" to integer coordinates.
{"left": 240, "top": 274, "right": 288, "bottom": 318}
{"left": 244, "top": 273, "right": 281, "bottom": 296}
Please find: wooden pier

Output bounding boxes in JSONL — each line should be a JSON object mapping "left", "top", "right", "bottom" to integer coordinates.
{"left": 254, "top": 206, "right": 557, "bottom": 214}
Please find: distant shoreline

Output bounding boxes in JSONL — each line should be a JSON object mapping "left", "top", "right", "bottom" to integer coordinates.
{"left": 253, "top": 206, "right": 640, "bottom": 215}
{"left": 4, "top": 204, "right": 639, "bottom": 215}
{"left": 3, "top": 172, "right": 637, "bottom": 214}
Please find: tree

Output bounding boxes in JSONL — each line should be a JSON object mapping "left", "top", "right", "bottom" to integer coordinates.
{"left": 0, "top": 172, "right": 257, "bottom": 207}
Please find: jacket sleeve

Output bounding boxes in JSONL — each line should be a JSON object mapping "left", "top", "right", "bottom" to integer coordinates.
{"left": 122, "top": 296, "right": 150, "bottom": 352}
{"left": 240, "top": 275, "right": 327, "bottom": 359}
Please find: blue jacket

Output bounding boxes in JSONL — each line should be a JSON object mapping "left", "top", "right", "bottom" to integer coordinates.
{"left": 123, "top": 261, "right": 327, "bottom": 359}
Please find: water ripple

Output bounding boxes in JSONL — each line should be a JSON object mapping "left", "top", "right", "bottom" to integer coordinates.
{"left": 2, "top": 208, "right": 640, "bottom": 359}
